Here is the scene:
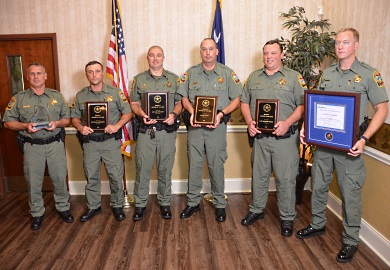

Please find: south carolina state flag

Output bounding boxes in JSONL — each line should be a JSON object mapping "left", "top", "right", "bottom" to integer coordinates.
{"left": 211, "top": 0, "right": 225, "bottom": 64}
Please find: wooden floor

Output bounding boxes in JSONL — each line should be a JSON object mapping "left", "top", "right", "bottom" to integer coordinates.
{"left": 0, "top": 191, "right": 388, "bottom": 270}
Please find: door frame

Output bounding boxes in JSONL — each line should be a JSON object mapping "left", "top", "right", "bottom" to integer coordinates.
{"left": 0, "top": 33, "right": 60, "bottom": 195}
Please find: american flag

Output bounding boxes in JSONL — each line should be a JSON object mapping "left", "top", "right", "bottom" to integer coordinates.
{"left": 106, "top": 0, "right": 133, "bottom": 157}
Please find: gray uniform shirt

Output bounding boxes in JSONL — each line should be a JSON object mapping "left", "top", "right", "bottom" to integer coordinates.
{"left": 4, "top": 88, "right": 70, "bottom": 139}
{"left": 241, "top": 66, "right": 305, "bottom": 122}
{"left": 71, "top": 83, "right": 131, "bottom": 129}
{"left": 177, "top": 62, "right": 242, "bottom": 110}
{"left": 319, "top": 58, "right": 388, "bottom": 125}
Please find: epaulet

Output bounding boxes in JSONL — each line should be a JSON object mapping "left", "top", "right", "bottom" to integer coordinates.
{"left": 360, "top": 62, "right": 376, "bottom": 72}
{"left": 283, "top": 66, "right": 300, "bottom": 75}
{"left": 216, "top": 62, "right": 233, "bottom": 72}
{"left": 106, "top": 84, "right": 120, "bottom": 91}
{"left": 188, "top": 64, "right": 200, "bottom": 72}
{"left": 134, "top": 70, "right": 149, "bottom": 79}
{"left": 46, "top": 88, "right": 59, "bottom": 93}
{"left": 164, "top": 69, "right": 179, "bottom": 78}
{"left": 14, "top": 90, "right": 29, "bottom": 98}
{"left": 77, "top": 86, "right": 90, "bottom": 95}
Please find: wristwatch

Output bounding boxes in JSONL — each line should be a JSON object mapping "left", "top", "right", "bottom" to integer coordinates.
{"left": 170, "top": 112, "right": 177, "bottom": 117}
{"left": 360, "top": 135, "right": 369, "bottom": 143}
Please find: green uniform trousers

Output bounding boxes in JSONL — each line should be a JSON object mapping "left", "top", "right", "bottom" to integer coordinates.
{"left": 133, "top": 130, "right": 177, "bottom": 207}
{"left": 249, "top": 132, "right": 299, "bottom": 220}
{"left": 310, "top": 147, "right": 366, "bottom": 245}
{"left": 187, "top": 123, "right": 228, "bottom": 208}
{"left": 82, "top": 138, "right": 124, "bottom": 209}
{"left": 23, "top": 141, "right": 70, "bottom": 217}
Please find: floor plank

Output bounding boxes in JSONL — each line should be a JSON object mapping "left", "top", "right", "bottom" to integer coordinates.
{"left": 0, "top": 191, "right": 388, "bottom": 270}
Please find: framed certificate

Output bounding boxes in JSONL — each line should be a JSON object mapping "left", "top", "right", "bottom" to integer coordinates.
{"left": 146, "top": 91, "right": 169, "bottom": 121}
{"left": 86, "top": 102, "right": 108, "bottom": 131}
{"left": 255, "top": 99, "right": 279, "bottom": 132}
{"left": 304, "top": 90, "right": 360, "bottom": 152}
{"left": 193, "top": 96, "right": 218, "bottom": 125}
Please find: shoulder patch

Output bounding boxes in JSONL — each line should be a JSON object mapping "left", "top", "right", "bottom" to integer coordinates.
{"left": 119, "top": 91, "right": 129, "bottom": 102}
{"left": 179, "top": 73, "right": 188, "bottom": 84}
{"left": 373, "top": 70, "right": 385, "bottom": 87}
{"left": 231, "top": 72, "right": 240, "bottom": 84}
{"left": 6, "top": 97, "right": 16, "bottom": 110}
{"left": 131, "top": 79, "right": 136, "bottom": 91}
{"left": 298, "top": 75, "right": 307, "bottom": 88}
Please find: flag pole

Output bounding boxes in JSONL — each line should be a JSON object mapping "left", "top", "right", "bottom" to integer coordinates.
{"left": 122, "top": 155, "right": 134, "bottom": 208}
{"left": 204, "top": 0, "right": 227, "bottom": 204}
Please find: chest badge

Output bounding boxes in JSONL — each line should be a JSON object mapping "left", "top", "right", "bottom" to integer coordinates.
{"left": 167, "top": 81, "right": 172, "bottom": 88}
{"left": 218, "top": 77, "right": 224, "bottom": 84}
{"left": 106, "top": 96, "right": 113, "bottom": 102}
{"left": 279, "top": 79, "right": 286, "bottom": 85}
{"left": 50, "top": 99, "right": 57, "bottom": 105}
{"left": 354, "top": 75, "right": 362, "bottom": 83}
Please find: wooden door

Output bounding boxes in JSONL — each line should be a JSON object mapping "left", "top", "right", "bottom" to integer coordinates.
{"left": 0, "top": 34, "right": 60, "bottom": 194}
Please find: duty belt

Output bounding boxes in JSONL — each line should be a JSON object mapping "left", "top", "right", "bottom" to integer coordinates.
{"left": 77, "top": 130, "right": 121, "bottom": 143}
{"left": 255, "top": 125, "right": 298, "bottom": 140}
{"left": 23, "top": 130, "right": 64, "bottom": 145}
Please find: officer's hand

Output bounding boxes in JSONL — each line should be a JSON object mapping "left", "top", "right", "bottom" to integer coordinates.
{"left": 163, "top": 113, "right": 175, "bottom": 126}
{"left": 299, "top": 126, "right": 307, "bottom": 145}
{"left": 28, "top": 123, "right": 40, "bottom": 133}
{"left": 79, "top": 125, "right": 94, "bottom": 135}
{"left": 206, "top": 112, "right": 221, "bottom": 129}
{"left": 143, "top": 115, "right": 157, "bottom": 125}
{"left": 45, "top": 121, "right": 56, "bottom": 131}
{"left": 105, "top": 124, "right": 120, "bottom": 134}
{"left": 247, "top": 121, "right": 260, "bottom": 137}
{"left": 349, "top": 139, "right": 365, "bottom": 157}
{"left": 272, "top": 121, "right": 289, "bottom": 136}
{"left": 190, "top": 114, "right": 201, "bottom": 128}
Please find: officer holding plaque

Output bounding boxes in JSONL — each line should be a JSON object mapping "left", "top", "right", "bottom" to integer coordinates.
{"left": 178, "top": 38, "right": 242, "bottom": 222}
{"left": 240, "top": 40, "right": 305, "bottom": 236}
{"left": 130, "top": 46, "right": 182, "bottom": 221}
{"left": 3, "top": 62, "right": 73, "bottom": 230}
{"left": 297, "top": 28, "right": 389, "bottom": 263}
{"left": 71, "top": 61, "right": 132, "bottom": 222}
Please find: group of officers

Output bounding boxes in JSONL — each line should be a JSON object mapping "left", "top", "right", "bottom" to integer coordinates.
{"left": 3, "top": 27, "right": 388, "bottom": 263}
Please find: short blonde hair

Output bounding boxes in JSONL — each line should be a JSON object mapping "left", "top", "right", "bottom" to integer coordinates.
{"left": 337, "top": 28, "right": 360, "bottom": 42}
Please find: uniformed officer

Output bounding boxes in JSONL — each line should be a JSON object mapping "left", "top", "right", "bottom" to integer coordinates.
{"left": 130, "top": 46, "right": 182, "bottom": 221}
{"left": 240, "top": 40, "right": 305, "bottom": 237}
{"left": 71, "top": 61, "right": 132, "bottom": 222}
{"left": 177, "top": 38, "right": 243, "bottom": 222}
{"left": 3, "top": 62, "right": 73, "bottom": 230}
{"left": 296, "top": 28, "right": 388, "bottom": 263}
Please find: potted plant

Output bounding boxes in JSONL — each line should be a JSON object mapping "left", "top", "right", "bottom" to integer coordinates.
{"left": 279, "top": 6, "right": 337, "bottom": 204}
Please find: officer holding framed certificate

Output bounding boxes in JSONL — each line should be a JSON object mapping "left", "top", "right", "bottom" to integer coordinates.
{"left": 297, "top": 28, "right": 389, "bottom": 263}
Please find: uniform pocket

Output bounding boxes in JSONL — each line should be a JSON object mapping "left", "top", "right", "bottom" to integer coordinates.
{"left": 20, "top": 107, "right": 35, "bottom": 122}
{"left": 189, "top": 83, "right": 201, "bottom": 100}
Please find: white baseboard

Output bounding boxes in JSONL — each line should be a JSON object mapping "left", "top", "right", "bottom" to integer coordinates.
{"left": 327, "top": 192, "right": 390, "bottom": 266}
{"left": 68, "top": 176, "right": 312, "bottom": 195}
